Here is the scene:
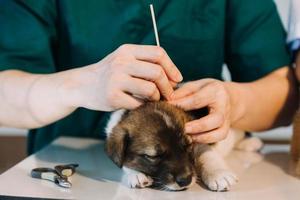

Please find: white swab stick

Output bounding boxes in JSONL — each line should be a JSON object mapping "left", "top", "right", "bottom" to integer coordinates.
{"left": 150, "top": 4, "right": 160, "bottom": 47}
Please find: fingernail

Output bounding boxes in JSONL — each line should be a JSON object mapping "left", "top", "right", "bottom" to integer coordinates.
{"left": 173, "top": 67, "right": 183, "bottom": 82}
{"left": 176, "top": 71, "right": 183, "bottom": 82}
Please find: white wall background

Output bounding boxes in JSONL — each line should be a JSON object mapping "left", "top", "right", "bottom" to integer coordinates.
{"left": 275, "top": 0, "right": 290, "bottom": 29}
{"left": 0, "top": 0, "right": 294, "bottom": 140}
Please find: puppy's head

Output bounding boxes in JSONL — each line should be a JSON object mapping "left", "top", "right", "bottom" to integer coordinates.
{"left": 105, "top": 102, "right": 195, "bottom": 191}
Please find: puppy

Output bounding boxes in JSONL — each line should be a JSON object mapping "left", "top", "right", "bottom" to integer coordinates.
{"left": 105, "top": 101, "right": 263, "bottom": 191}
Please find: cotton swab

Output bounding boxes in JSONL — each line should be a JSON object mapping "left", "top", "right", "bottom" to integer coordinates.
{"left": 150, "top": 4, "right": 160, "bottom": 47}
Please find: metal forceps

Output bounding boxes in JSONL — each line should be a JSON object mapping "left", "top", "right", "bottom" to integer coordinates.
{"left": 31, "top": 164, "right": 79, "bottom": 188}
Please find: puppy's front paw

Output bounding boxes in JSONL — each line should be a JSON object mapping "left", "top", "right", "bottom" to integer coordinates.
{"left": 236, "top": 137, "right": 263, "bottom": 152}
{"left": 124, "top": 170, "right": 153, "bottom": 188}
{"left": 201, "top": 169, "right": 238, "bottom": 191}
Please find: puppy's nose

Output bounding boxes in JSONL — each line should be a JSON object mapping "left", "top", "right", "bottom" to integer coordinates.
{"left": 175, "top": 174, "right": 192, "bottom": 187}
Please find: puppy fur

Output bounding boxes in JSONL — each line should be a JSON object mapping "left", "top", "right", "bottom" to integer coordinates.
{"left": 105, "top": 101, "right": 263, "bottom": 191}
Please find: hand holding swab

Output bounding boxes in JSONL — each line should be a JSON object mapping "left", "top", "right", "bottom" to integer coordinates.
{"left": 149, "top": 3, "right": 183, "bottom": 98}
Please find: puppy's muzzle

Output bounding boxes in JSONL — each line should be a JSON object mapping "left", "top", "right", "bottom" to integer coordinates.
{"left": 176, "top": 174, "right": 193, "bottom": 187}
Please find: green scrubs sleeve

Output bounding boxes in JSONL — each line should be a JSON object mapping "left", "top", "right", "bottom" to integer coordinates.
{"left": 0, "top": 0, "right": 57, "bottom": 73}
{"left": 225, "top": 0, "right": 291, "bottom": 82}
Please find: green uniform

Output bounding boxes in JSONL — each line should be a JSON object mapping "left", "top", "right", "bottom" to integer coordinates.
{"left": 0, "top": 0, "right": 290, "bottom": 154}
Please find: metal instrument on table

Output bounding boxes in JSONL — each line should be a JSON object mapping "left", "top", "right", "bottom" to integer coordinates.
{"left": 31, "top": 163, "right": 79, "bottom": 188}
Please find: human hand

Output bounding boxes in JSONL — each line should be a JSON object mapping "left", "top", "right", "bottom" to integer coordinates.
{"left": 169, "top": 79, "right": 231, "bottom": 143}
{"left": 65, "top": 44, "right": 182, "bottom": 111}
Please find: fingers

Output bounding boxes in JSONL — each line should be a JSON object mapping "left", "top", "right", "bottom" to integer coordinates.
{"left": 125, "top": 60, "right": 174, "bottom": 100}
{"left": 190, "top": 124, "right": 229, "bottom": 144}
{"left": 171, "top": 79, "right": 213, "bottom": 100}
{"left": 185, "top": 113, "right": 224, "bottom": 134}
{"left": 170, "top": 80, "right": 178, "bottom": 88}
{"left": 115, "top": 92, "right": 143, "bottom": 110}
{"left": 168, "top": 79, "right": 231, "bottom": 144}
{"left": 114, "top": 44, "right": 181, "bottom": 100}
{"left": 169, "top": 87, "right": 213, "bottom": 111}
{"left": 121, "top": 76, "right": 160, "bottom": 101}
{"left": 170, "top": 82, "right": 198, "bottom": 100}
{"left": 119, "top": 44, "right": 183, "bottom": 83}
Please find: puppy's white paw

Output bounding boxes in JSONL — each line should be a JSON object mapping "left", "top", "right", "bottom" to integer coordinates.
{"left": 201, "top": 169, "right": 238, "bottom": 191}
{"left": 122, "top": 167, "right": 153, "bottom": 188}
{"left": 127, "top": 172, "right": 153, "bottom": 188}
{"left": 236, "top": 137, "right": 263, "bottom": 152}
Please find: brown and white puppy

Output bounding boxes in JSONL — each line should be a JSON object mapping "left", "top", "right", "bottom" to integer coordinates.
{"left": 105, "top": 101, "right": 263, "bottom": 191}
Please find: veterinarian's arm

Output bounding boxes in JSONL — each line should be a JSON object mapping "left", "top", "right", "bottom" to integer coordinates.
{"left": 170, "top": 66, "right": 298, "bottom": 143}
{"left": 169, "top": 0, "right": 298, "bottom": 144}
{"left": 0, "top": 45, "right": 181, "bottom": 129}
{"left": 0, "top": 70, "right": 77, "bottom": 129}
{"left": 225, "top": 66, "right": 298, "bottom": 131}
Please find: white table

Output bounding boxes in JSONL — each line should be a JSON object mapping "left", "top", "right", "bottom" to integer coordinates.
{"left": 0, "top": 137, "right": 299, "bottom": 200}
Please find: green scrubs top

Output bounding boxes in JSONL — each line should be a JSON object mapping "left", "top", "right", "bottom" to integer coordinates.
{"left": 0, "top": 0, "right": 290, "bottom": 154}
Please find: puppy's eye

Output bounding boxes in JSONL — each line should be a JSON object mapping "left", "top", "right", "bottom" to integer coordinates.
{"left": 141, "top": 154, "right": 161, "bottom": 161}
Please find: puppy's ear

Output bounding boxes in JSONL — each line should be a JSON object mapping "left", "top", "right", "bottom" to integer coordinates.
{"left": 105, "top": 126, "right": 129, "bottom": 168}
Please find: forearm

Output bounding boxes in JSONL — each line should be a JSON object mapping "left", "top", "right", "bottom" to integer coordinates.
{"left": 296, "top": 51, "right": 300, "bottom": 80}
{"left": 0, "top": 45, "right": 181, "bottom": 129}
{"left": 225, "top": 66, "right": 298, "bottom": 132}
{"left": 0, "top": 69, "right": 78, "bottom": 129}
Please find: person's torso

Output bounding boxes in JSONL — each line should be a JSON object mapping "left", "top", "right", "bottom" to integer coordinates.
{"left": 55, "top": 0, "right": 226, "bottom": 80}
{"left": 28, "top": 0, "right": 227, "bottom": 153}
